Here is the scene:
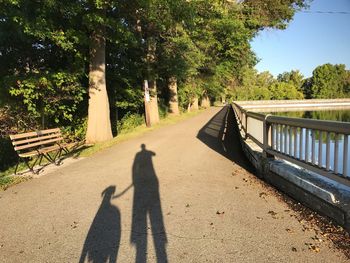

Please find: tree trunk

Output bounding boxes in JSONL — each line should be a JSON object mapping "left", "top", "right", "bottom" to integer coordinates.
{"left": 221, "top": 95, "right": 226, "bottom": 104}
{"left": 86, "top": 28, "right": 113, "bottom": 143}
{"left": 168, "top": 76, "right": 179, "bottom": 115}
{"left": 149, "top": 79, "right": 159, "bottom": 124}
{"left": 143, "top": 79, "right": 160, "bottom": 126}
{"left": 190, "top": 97, "right": 199, "bottom": 111}
{"left": 201, "top": 95, "right": 210, "bottom": 108}
{"left": 187, "top": 102, "right": 191, "bottom": 112}
{"left": 144, "top": 37, "right": 159, "bottom": 126}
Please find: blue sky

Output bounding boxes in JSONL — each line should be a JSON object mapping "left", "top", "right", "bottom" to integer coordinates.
{"left": 250, "top": 0, "right": 350, "bottom": 78}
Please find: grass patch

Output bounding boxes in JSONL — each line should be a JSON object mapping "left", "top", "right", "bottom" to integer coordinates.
{"left": 0, "top": 108, "right": 205, "bottom": 190}
{"left": 0, "top": 175, "right": 30, "bottom": 191}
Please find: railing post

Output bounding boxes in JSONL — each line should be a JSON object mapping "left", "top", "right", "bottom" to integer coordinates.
{"left": 263, "top": 115, "right": 274, "bottom": 158}
{"left": 244, "top": 111, "right": 248, "bottom": 140}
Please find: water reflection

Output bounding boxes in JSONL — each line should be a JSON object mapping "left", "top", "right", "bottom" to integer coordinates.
{"left": 271, "top": 109, "right": 350, "bottom": 122}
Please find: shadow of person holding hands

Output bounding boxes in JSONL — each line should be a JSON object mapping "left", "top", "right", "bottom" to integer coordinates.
{"left": 79, "top": 186, "right": 121, "bottom": 263}
{"left": 131, "top": 144, "right": 168, "bottom": 263}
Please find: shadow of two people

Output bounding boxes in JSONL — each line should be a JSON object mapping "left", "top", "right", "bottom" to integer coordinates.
{"left": 79, "top": 144, "right": 168, "bottom": 263}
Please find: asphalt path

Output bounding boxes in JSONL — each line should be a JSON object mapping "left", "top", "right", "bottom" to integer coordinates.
{"left": 0, "top": 106, "right": 347, "bottom": 262}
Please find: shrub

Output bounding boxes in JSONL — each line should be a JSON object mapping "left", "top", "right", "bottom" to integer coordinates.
{"left": 0, "top": 137, "right": 17, "bottom": 171}
{"left": 158, "top": 99, "right": 169, "bottom": 119}
{"left": 117, "top": 112, "right": 144, "bottom": 133}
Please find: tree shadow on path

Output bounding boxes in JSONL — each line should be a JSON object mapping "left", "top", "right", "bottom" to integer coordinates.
{"left": 79, "top": 186, "right": 121, "bottom": 263}
{"left": 131, "top": 144, "right": 168, "bottom": 263}
{"left": 197, "top": 106, "right": 254, "bottom": 172}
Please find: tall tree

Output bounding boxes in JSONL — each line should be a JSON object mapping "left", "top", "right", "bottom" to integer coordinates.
{"left": 85, "top": 5, "right": 113, "bottom": 143}
{"left": 277, "top": 70, "right": 304, "bottom": 91}
{"left": 310, "top": 63, "right": 350, "bottom": 99}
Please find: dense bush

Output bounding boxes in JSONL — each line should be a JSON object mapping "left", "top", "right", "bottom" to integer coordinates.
{"left": 117, "top": 112, "right": 145, "bottom": 133}
{"left": 158, "top": 99, "right": 169, "bottom": 119}
{"left": 60, "top": 118, "right": 88, "bottom": 142}
{"left": 0, "top": 137, "right": 17, "bottom": 171}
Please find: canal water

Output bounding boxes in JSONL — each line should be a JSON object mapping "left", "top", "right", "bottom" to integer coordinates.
{"left": 270, "top": 109, "right": 350, "bottom": 122}
{"left": 270, "top": 110, "right": 350, "bottom": 176}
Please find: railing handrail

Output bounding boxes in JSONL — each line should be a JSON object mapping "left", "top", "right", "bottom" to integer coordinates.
{"left": 247, "top": 111, "right": 265, "bottom": 121}
{"left": 232, "top": 101, "right": 350, "bottom": 187}
{"left": 234, "top": 103, "right": 350, "bottom": 134}
{"left": 266, "top": 115, "right": 350, "bottom": 135}
{"left": 235, "top": 98, "right": 350, "bottom": 105}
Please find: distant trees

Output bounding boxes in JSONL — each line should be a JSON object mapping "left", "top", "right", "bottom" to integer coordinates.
{"left": 307, "top": 64, "right": 350, "bottom": 99}
{"left": 231, "top": 64, "right": 350, "bottom": 101}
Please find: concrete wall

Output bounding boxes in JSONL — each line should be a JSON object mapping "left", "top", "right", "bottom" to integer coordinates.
{"left": 235, "top": 98, "right": 350, "bottom": 112}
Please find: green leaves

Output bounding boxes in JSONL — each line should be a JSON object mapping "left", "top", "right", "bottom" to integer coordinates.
{"left": 310, "top": 64, "right": 349, "bottom": 99}
{"left": 230, "top": 67, "right": 304, "bottom": 101}
{"left": 8, "top": 72, "right": 85, "bottom": 126}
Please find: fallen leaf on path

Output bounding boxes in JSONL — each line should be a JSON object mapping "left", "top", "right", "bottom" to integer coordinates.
{"left": 268, "top": 210, "right": 277, "bottom": 216}
{"left": 306, "top": 243, "right": 320, "bottom": 253}
{"left": 259, "top": 192, "right": 267, "bottom": 197}
{"left": 70, "top": 221, "right": 78, "bottom": 229}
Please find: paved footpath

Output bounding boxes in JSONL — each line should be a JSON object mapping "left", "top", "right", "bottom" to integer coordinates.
{"left": 0, "top": 107, "right": 348, "bottom": 263}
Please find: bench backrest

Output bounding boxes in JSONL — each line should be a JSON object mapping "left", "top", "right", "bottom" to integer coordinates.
{"left": 9, "top": 128, "right": 64, "bottom": 152}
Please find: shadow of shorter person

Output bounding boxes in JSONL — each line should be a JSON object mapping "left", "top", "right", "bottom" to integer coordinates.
{"left": 131, "top": 144, "right": 168, "bottom": 263}
{"left": 79, "top": 186, "right": 121, "bottom": 263}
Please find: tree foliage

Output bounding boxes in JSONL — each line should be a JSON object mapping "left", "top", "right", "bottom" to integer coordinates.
{"left": 309, "top": 63, "right": 350, "bottom": 99}
{"left": 0, "top": 0, "right": 309, "bottom": 139}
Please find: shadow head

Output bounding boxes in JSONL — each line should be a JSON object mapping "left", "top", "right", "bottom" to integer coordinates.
{"left": 101, "top": 186, "right": 116, "bottom": 198}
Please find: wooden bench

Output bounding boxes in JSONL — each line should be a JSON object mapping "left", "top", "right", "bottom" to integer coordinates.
{"left": 9, "top": 128, "right": 77, "bottom": 174}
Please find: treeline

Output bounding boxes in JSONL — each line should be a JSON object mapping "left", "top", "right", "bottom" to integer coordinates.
{"left": 0, "top": 0, "right": 307, "bottom": 145}
{"left": 230, "top": 63, "right": 350, "bottom": 101}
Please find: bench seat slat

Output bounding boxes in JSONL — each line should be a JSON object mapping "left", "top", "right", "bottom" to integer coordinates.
{"left": 18, "top": 150, "right": 39, "bottom": 158}
{"left": 38, "top": 144, "right": 61, "bottom": 154}
{"left": 10, "top": 128, "right": 60, "bottom": 140}
{"left": 11, "top": 133, "right": 62, "bottom": 146}
{"left": 59, "top": 142, "right": 77, "bottom": 148}
{"left": 14, "top": 137, "right": 63, "bottom": 151}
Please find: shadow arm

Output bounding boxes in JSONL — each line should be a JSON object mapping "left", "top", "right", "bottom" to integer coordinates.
{"left": 112, "top": 184, "right": 133, "bottom": 199}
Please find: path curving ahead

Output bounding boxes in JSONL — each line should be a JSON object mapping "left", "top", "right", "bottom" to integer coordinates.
{"left": 0, "top": 107, "right": 347, "bottom": 263}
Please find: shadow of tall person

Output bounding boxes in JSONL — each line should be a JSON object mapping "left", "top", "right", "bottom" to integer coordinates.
{"left": 131, "top": 144, "right": 168, "bottom": 263}
{"left": 79, "top": 186, "right": 121, "bottom": 263}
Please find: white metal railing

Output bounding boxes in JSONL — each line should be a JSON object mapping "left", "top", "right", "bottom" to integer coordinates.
{"left": 232, "top": 102, "right": 350, "bottom": 187}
